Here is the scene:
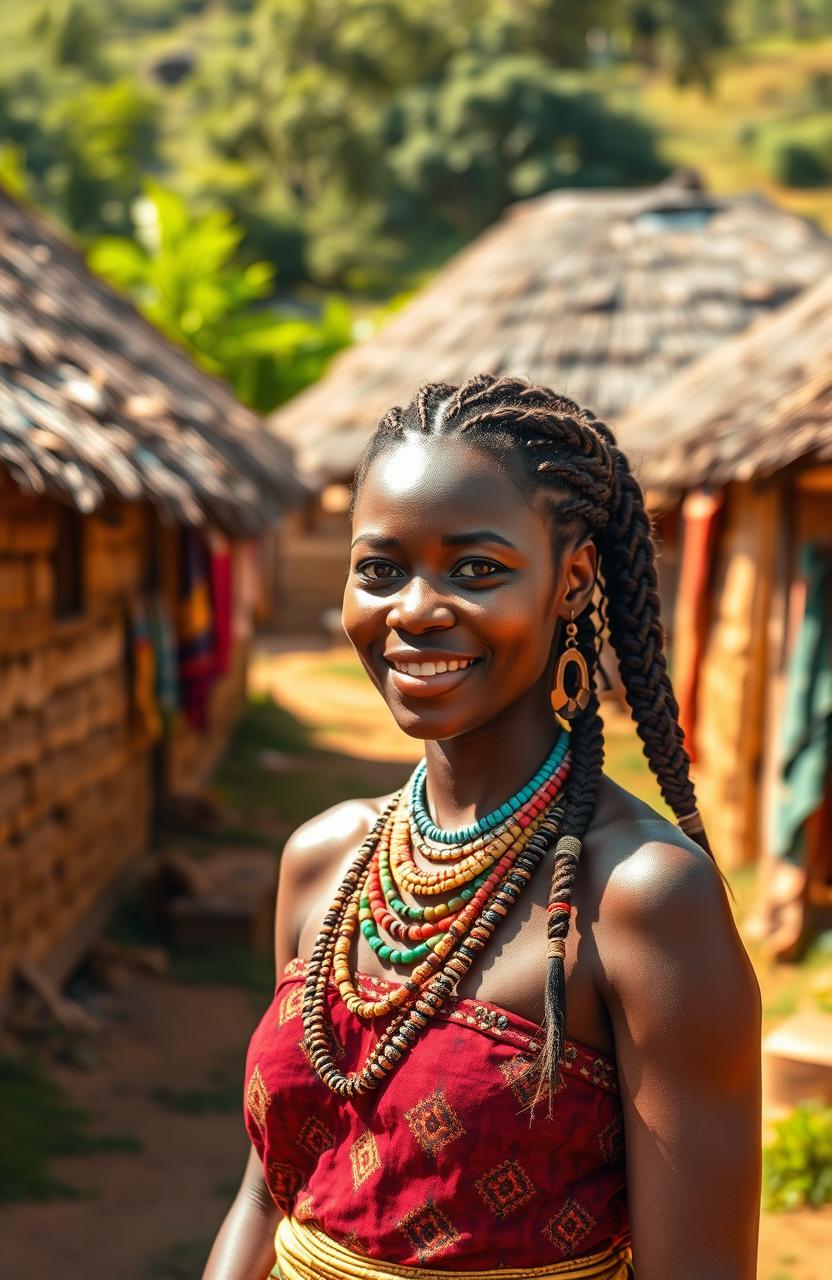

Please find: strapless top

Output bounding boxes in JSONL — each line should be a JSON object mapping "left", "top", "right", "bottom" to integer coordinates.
{"left": 243, "top": 959, "right": 630, "bottom": 1272}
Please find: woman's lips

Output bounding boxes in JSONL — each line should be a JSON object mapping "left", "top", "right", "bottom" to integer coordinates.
{"left": 385, "top": 657, "right": 482, "bottom": 698}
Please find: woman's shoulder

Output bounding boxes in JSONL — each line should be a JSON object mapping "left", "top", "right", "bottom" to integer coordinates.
{"left": 278, "top": 790, "right": 396, "bottom": 887}
{"left": 585, "top": 774, "right": 734, "bottom": 943}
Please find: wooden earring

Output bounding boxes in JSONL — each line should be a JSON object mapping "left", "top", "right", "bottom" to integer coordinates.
{"left": 550, "top": 614, "right": 590, "bottom": 730}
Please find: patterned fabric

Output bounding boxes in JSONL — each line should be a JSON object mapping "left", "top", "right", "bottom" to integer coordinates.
{"left": 244, "top": 961, "right": 630, "bottom": 1272}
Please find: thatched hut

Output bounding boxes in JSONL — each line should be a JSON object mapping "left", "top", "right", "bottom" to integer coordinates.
{"left": 0, "top": 191, "right": 304, "bottom": 1000}
{"left": 617, "top": 270, "right": 832, "bottom": 954}
{"left": 268, "top": 175, "right": 832, "bottom": 632}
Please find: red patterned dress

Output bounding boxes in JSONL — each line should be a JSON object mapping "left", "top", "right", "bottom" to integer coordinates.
{"left": 243, "top": 959, "right": 630, "bottom": 1271}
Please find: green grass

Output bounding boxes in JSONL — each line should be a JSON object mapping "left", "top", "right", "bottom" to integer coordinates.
{"left": 147, "top": 1236, "right": 215, "bottom": 1279}
{"left": 0, "top": 1055, "right": 142, "bottom": 1205}
{"left": 151, "top": 1054, "right": 242, "bottom": 1116}
{"left": 171, "top": 944, "right": 275, "bottom": 996}
{"left": 307, "top": 659, "right": 371, "bottom": 682}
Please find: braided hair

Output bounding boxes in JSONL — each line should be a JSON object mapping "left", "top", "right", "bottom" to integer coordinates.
{"left": 351, "top": 374, "right": 723, "bottom": 1108}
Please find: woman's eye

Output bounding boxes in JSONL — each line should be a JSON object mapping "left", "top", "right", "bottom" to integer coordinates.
{"left": 356, "top": 560, "right": 402, "bottom": 582}
{"left": 453, "top": 559, "right": 504, "bottom": 580}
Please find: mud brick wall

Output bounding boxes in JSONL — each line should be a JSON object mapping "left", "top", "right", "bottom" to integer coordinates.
{"left": 0, "top": 491, "right": 250, "bottom": 998}
{"left": 0, "top": 492, "right": 152, "bottom": 996}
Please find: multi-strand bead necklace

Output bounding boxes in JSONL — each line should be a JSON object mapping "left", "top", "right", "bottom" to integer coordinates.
{"left": 301, "top": 736, "right": 571, "bottom": 1097}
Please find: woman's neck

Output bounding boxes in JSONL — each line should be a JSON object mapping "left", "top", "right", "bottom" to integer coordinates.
{"left": 421, "top": 702, "right": 562, "bottom": 831}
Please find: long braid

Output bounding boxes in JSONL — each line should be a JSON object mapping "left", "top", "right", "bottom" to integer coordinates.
{"left": 352, "top": 373, "right": 719, "bottom": 1105}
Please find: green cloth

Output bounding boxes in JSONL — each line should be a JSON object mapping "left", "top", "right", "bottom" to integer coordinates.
{"left": 773, "top": 542, "right": 832, "bottom": 866}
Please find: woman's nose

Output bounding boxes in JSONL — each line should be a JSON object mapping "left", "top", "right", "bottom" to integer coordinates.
{"left": 385, "top": 576, "right": 455, "bottom": 633}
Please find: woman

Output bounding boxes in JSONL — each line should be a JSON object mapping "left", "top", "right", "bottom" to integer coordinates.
{"left": 204, "top": 376, "right": 762, "bottom": 1280}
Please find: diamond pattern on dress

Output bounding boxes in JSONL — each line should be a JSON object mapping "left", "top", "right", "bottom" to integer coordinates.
{"left": 245, "top": 1063, "right": 271, "bottom": 1131}
{"left": 598, "top": 1112, "right": 625, "bottom": 1165}
{"left": 543, "top": 1197, "right": 597, "bottom": 1256}
{"left": 265, "top": 1159, "right": 303, "bottom": 1206}
{"left": 397, "top": 1199, "right": 461, "bottom": 1263}
{"left": 349, "top": 1128, "right": 381, "bottom": 1189}
{"left": 404, "top": 1087, "right": 466, "bottom": 1157}
{"left": 475, "top": 1158, "right": 536, "bottom": 1217}
{"left": 297, "top": 1114, "right": 335, "bottom": 1157}
{"left": 278, "top": 985, "right": 304, "bottom": 1025}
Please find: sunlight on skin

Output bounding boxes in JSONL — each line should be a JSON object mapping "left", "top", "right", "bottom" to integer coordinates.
{"left": 374, "top": 440, "right": 434, "bottom": 495}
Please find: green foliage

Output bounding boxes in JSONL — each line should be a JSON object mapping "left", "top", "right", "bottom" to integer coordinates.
{"left": 88, "top": 184, "right": 352, "bottom": 411}
{"left": 763, "top": 1100, "right": 832, "bottom": 1210}
{"left": 757, "top": 113, "right": 832, "bottom": 185}
{"left": 621, "top": 0, "right": 732, "bottom": 86}
{"left": 0, "top": 0, "right": 815, "bottom": 296}
{"left": 387, "top": 52, "right": 666, "bottom": 236}
{"left": 0, "top": 1054, "right": 141, "bottom": 1204}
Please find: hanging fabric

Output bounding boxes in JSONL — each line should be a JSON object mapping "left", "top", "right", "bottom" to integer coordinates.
{"left": 673, "top": 489, "right": 723, "bottom": 762}
{"left": 208, "top": 529, "right": 233, "bottom": 677}
{"left": 773, "top": 541, "right": 832, "bottom": 866}
{"left": 130, "top": 599, "right": 163, "bottom": 742}
{"left": 177, "top": 527, "right": 217, "bottom": 732}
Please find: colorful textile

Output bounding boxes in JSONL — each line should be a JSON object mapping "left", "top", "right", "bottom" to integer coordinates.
{"left": 130, "top": 601, "right": 162, "bottom": 742}
{"left": 147, "top": 594, "right": 179, "bottom": 725}
{"left": 673, "top": 489, "right": 723, "bottom": 762}
{"left": 208, "top": 530, "right": 233, "bottom": 677}
{"left": 244, "top": 960, "right": 630, "bottom": 1273}
{"left": 773, "top": 542, "right": 832, "bottom": 867}
{"left": 272, "top": 1214, "right": 633, "bottom": 1279}
{"left": 177, "top": 528, "right": 216, "bottom": 731}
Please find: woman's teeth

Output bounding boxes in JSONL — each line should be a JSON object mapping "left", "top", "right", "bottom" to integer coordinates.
{"left": 393, "top": 658, "right": 475, "bottom": 676}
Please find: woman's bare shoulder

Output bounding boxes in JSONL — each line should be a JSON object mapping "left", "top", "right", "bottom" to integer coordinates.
{"left": 278, "top": 791, "right": 397, "bottom": 887}
{"left": 585, "top": 777, "right": 758, "bottom": 1056}
{"left": 585, "top": 773, "right": 725, "bottom": 913}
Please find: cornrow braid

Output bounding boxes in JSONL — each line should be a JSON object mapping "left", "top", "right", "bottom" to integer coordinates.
{"left": 352, "top": 373, "right": 717, "bottom": 1103}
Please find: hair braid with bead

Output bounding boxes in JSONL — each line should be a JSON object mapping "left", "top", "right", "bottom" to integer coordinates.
{"left": 352, "top": 373, "right": 718, "bottom": 1104}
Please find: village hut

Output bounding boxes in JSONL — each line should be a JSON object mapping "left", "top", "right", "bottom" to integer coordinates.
{"left": 616, "top": 270, "right": 832, "bottom": 955}
{"left": 0, "top": 190, "right": 304, "bottom": 1001}
{"left": 268, "top": 173, "right": 832, "bottom": 633}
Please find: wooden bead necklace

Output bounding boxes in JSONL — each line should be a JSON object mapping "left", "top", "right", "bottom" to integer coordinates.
{"left": 301, "top": 751, "right": 572, "bottom": 1097}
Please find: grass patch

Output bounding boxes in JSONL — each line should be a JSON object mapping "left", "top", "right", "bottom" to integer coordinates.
{"left": 0, "top": 1055, "right": 142, "bottom": 1205}
{"left": 151, "top": 1055, "right": 242, "bottom": 1116}
{"left": 307, "top": 658, "right": 368, "bottom": 682}
{"left": 148, "top": 1235, "right": 214, "bottom": 1279}
{"left": 171, "top": 944, "right": 275, "bottom": 995}
{"left": 212, "top": 1172, "right": 242, "bottom": 1199}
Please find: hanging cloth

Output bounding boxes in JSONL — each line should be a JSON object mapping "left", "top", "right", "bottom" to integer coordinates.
{"left": 208, "top": 529, "right": 233, "bottom": 677}
{"left": 130, "top": 599, "right": 163, "bottom": 742}
{"left": 773, "top": 541, "right": 832, "bottom": 867}
{"left": 147, "top": 593, "right": 179, "bottom": 727}
{"left": 177, "top": 527, "right": 217, "bottom": 732}
{"left": 673, "top": 489, "right": 723, "bottom": 763}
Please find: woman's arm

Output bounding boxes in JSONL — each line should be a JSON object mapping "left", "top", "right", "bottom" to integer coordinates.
{"left": 597, "top": 836, "right": 762, "bottom": 1279}
{"left": 201, "top": 1146, "right": 281, "bottom": 1280}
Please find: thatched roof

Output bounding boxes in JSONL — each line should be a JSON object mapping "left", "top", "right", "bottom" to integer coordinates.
{"left": 617, "top": 269, "right": 832, "bottom": 492}
{"left": 0, "top": 190, "right": 305, "bottom": 535}
{"left": 269, "top": 175, "right": 832, "bottom": 488}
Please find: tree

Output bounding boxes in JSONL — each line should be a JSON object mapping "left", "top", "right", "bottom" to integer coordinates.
{"left": 88, "top": 183, "right": 352, "bottom": 411}
{"left": 386, "top": 52, "right": 666, "bottom": 237}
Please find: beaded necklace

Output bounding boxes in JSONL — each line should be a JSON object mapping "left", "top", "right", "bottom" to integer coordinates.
{"left": 301, "top": 746, "right": 572, "bottom": 1097}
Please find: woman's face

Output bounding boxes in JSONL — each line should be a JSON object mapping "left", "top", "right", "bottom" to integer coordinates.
{"left": 343, "top": 435, "right": 593, "bottom": 742}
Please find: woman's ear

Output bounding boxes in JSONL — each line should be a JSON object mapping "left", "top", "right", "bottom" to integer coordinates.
{"left": 559, "top": 538, "right": 597, "bottom": 619}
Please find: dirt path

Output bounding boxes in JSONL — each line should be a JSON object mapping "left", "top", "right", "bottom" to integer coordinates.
{"left": 2, "top": 640, "right": 830, "bottom": 1280}
{"left": 0, "top": 973, "right": 258, "bottom": 1280}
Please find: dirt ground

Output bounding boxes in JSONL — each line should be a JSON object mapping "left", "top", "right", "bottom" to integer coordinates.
{"left": 1, "top": 639, "right": 830, "bottom": 1280}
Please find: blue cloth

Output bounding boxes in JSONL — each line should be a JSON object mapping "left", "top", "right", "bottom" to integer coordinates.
{"left": 773, "top": 542, "right": 832, "bottom": 867}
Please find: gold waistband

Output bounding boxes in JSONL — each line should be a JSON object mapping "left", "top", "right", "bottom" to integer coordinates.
{"left": 272, "top": 1215, "right": 633, "bottom": 1280}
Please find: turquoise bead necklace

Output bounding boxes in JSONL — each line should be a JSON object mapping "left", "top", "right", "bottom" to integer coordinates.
{"left": 409, "top": 731, "right": 569, "bottom": 845}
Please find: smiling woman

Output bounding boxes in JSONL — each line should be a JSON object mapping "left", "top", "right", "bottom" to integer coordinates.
{"left": 203, "top": 376, "right": 762, "bottom": 1280}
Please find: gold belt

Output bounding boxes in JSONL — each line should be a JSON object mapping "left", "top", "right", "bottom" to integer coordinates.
{"left": 273, "top": 1215, "right": 633, "bottom": 1279}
